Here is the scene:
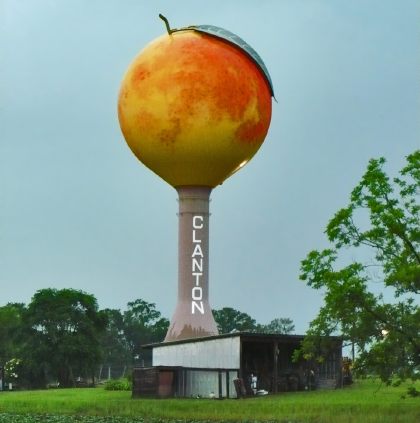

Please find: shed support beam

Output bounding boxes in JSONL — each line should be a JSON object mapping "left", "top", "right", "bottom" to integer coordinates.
{"left": 273, "top": 341, "right": 278, "bottom": 393}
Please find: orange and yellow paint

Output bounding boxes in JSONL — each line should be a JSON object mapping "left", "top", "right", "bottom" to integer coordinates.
{"left": 118, "top": 29, "right": 272, "bottom": 187}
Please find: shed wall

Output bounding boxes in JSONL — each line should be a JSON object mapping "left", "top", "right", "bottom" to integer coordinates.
{"left": 153, "top": 336, "right": 241, "bottom": 369}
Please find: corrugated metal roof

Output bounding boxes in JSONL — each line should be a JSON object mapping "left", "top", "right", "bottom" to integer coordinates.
{"left": 143, "top": 332, "right": 342, "bottom": 349}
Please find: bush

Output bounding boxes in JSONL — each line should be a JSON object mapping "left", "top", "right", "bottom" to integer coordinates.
{"left": 104, "top": 378, "right": 132, "bottom": 391}
{"left": 406, "top": 386, "right": 419, "bottom": 397}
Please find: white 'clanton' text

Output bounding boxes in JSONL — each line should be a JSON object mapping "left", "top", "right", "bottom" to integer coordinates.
{"left": 191, "top": 215, "right": 204, "bottom": 314}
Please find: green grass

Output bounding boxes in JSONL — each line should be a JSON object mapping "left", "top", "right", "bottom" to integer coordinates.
{"left": 0, "top": 379, "right": 419, "bottom": 423}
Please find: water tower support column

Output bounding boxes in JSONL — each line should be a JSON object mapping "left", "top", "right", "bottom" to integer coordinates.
{"left": 164, "top": 186, "right": 219, "bottom": 342}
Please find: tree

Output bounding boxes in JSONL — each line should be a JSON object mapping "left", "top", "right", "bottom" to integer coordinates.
{"left": 0, "top": 303, "right": 25, "bottom": 364}
{"left": 259, "top": 318, "right": 295, "bottom": 334}
{"left": 299, "top": 151, "right": 419, "bottom": 382}
{"left": 123, "top": 299, "right": 169, "bottom": 362}
{"left": 212, "top": 307, "right": 257, "bottom": 334}
{"left": 22, "top": 288, "right": 107, "bottom": 387}
{"left": 99, "top": 308, "right": 131, "bottom": 377}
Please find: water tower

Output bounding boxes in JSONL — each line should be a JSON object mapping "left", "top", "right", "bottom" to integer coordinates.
{"left": 118, "top": 16, "right": 274, "bottom": 342}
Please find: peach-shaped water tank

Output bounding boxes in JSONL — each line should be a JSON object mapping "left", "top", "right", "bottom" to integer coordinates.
{"left": 118, "top": 23, "right": 273, "bottom": 187}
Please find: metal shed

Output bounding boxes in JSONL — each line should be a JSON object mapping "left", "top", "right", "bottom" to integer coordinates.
{"left": 134, "top": 332, "right": 342, "bottom": 398}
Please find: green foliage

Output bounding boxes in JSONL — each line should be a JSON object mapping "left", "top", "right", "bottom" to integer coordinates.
{"left": 104, "top": 378, "right": 132, "bottom": 391}
{"left": 0, "top": 416, "right": 214, "bottom": 423}
{"left": 258, "top": 317, "right": 295, "bottom": 334}
{"left": 123, "top": 299, "right": 169, "bottom": 360}
{"left": 0, "top": 303, "right": 25, "bottom": 365}
{"left": 22, "top": 288, "right": 108, "bottom": 388}
{"left": 0, "top": 294, "right": 171, "bottom": 388}
{"left": 212, "top": 307, "right": 257, "bottom": 333}
{"left": 100, "top": 309, "right": 131, "bottom": 368}
{"left": 0, "top": 380, "right": 419, "bottom": 423}
{"left": 406, "top": 385, "right": 419, "bottom": 397}
{"left": 212, "top": 308, "right": 295, "bottom": 335}
{"left": 299, "top": 151, "right": 420, "bottom": 382}
{"left": 97, "top": 300, "right": 171, "bottom": 370}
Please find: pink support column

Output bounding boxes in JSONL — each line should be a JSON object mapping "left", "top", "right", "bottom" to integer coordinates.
{"left": 164, "top": 186, "right": 218, "bottom": 342}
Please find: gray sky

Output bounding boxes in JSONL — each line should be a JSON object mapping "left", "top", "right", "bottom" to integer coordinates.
{"left": 1, "top": 0, "right": 419, "bottom": 333}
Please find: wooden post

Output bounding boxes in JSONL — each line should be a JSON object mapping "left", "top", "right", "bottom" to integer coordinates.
{"left": 218, "top": 371, "right": 223, "bottom": 398}
{"left": 226, "top": 371, "right": 230, "bottom": 398}
{"left": 273, "top": 341, "right": 278, "bottom": 393}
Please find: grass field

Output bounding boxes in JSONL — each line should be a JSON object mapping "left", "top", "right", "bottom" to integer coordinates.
{"left": 0, "top": 379, "right": 419, "bottom": 423}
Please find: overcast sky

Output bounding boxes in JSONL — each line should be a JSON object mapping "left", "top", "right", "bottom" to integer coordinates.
{"left": 1, "top": 0, "right": 419, "bottom": 333}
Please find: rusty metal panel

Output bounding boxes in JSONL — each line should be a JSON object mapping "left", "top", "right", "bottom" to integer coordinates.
{"left": 132, "top": 367, "right": 159, "bottom": 397}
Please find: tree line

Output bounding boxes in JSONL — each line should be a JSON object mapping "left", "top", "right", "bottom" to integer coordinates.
{"left": 0, "top": 290, "right": 293, "bottom": 389}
